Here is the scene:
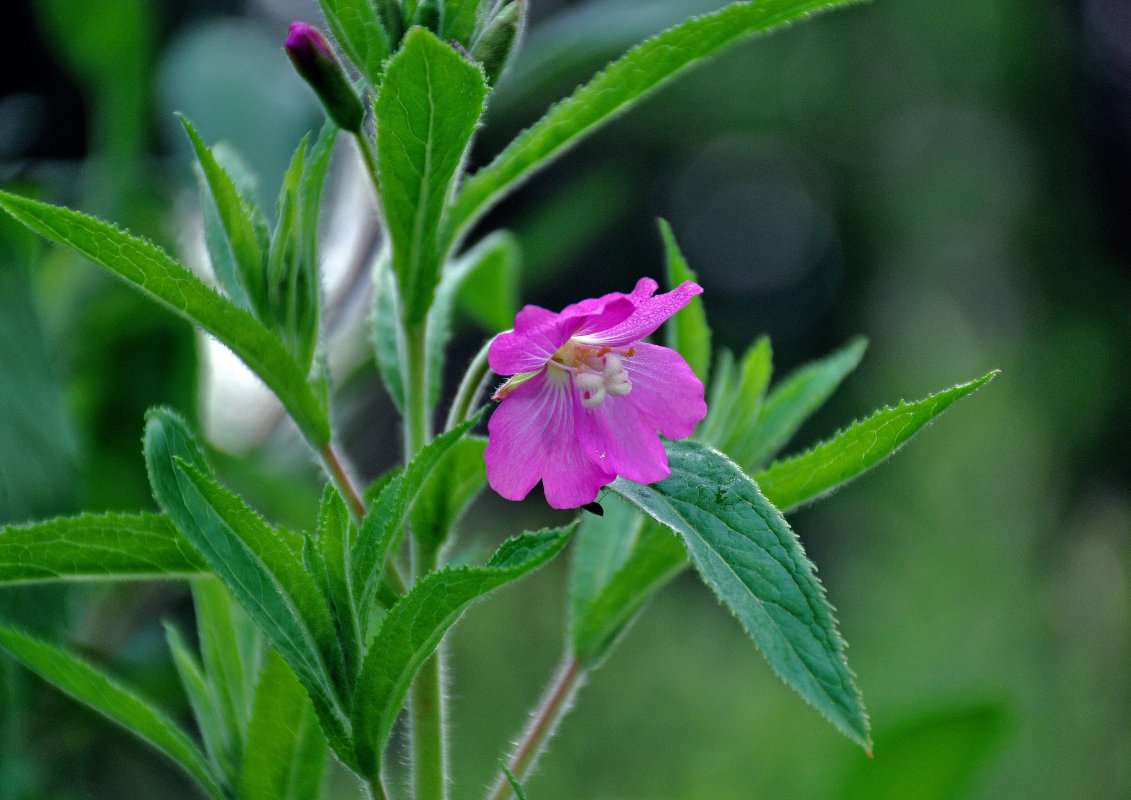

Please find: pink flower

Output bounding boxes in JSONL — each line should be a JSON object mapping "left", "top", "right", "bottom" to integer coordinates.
{"left": 485, "top": 278, "right": 708, "bottom": 509}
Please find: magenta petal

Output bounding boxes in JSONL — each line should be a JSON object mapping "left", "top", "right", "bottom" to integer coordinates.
{"left": 575, "top": 393, "right": 671, "bottom": 486}
{"left": 577, "top": 281, "right": 702, "bottom": 347}
{"left": 620, "top": 342, "right": 707, "bottom": 439}
{"left": 485, "top": 369, "right": 614, "bottom": 509}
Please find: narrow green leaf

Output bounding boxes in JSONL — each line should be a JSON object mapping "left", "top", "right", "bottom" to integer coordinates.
{"left": 757, "top": 372, "right": 998, "bottom": 512}
{"left": 447, "top": 0, "right": 862, "bottom": 242}
{"left": 728, "top": 337, "right": 865, "bottom": 472}
{"left": 317, "top": 0, "right": 394, "bottom": 86}
{"left": 659, "top": 219, "right": 711, "bottom": 383}
{"left": 351, "top": 525, "right": 574, "bottom": 776}
{"left": 701, "top": 336, "right": 772, "bottom": 446}
{"left": 165, "top": 623, "right": 236, "bottom": 789}
{"left": 191, "top": 578, "right": 253, "bottom": 766}
{"left": 241, "top": 649, "right": 328, "bottom": 800}
{"left": 371, "top": 251, "right": 406, "bottom": 413}
{"left": 313, "top": 484, "right": 361, "bottom": 685}
{"left": 0, "top": 623, "right": 225, "bottom": 799}
{"left": 0, "top": 191, "right": 332, "bottom": 447}
{"left": 408, "top": 436, "right": 488, "bottom": 549}
{"left": 568, "top": 494, "right": 645, "bottom": 627}
{"left": 142, "top": 409, "right": 352, "bottom": 764}
{"left": 500, "top": 761, "right": 531, "bottom": 800}
{"left": 0, "top": 512, "right": 206, "bottom": 583}
{"left": 610, "top": 439, "right": 870, "bottom": 750}
{"left": 376, "top": 26, "right": 488, "bottom": 324}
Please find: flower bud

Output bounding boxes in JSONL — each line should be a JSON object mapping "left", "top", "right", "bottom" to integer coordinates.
{"left": 471, "top": 0, "right": 524, "bottom": 85}
{"left": 285, "top": 21, "right": 365, "bottom": 132}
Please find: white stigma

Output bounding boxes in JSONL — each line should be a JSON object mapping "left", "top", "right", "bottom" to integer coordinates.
{"left": 573, "top": 351, "right": 632, "bottom": 408}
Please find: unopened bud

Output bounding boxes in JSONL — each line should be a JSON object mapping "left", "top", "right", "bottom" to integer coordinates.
{"left": 285, "top": 21, "right": 364, "bottom": 132}
{"left": 471, "top": 0, "right": 524, "bottom": 85}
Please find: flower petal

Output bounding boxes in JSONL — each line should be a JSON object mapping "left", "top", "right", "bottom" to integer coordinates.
{"left": 575, "top": 391, "right": 671, "bottom": 486}
{"left": 485, "top": 368, "right": 614, "bottom": 508}
{"left": 576, "top": 280, "right": 702, "bottom": 347}
{"left": 619, "top": 342, "right": 707, "bottom": 439}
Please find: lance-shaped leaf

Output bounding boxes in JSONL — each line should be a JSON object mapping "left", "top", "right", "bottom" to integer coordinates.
{"left": 318, "top": 0, "right": 397, "bottom": 86}
{"left": 0, "top": 512, "right": 206, "bottom": 583}
{"left": 700, "top": 337, "right": 772, "bottom": 447}
{"left": 610, "top": 439, "right": 870, "bottom": 750}
{"left": 351, "top": 525, "right": 574, "bottom": 776}
{"left": 371, "top": 252, "right": 406, "bottom": 412}
{"left": 447, "top": 0, "right": 862, "bottom": 242}
{"left": 375, "top": 26, "right": 488, "bottom": 324}
{"left": 408, "top": 435, "right": 487, "bottom": 549}
{"left": 0, "top": 191, "right": 331, "bottom": 447}
{"left": 0, "top": 623, "right": 225, "bottom": 799}
{"left": 142, "top": 408, "right": 352, "bottom": 764}
{"left": 308, "top": 484, "right": 361, "bottom": 686}
{"left": 727, "top": 337, "right": 866, "bottom": 472}
{"left": 758, "top": 372, "right": 998, "bottom": 513}
{"left": 660, "top": 219, "right": 710, "bottom": 383}
{"left": 241, "top": 649, "right": 328, "bottom": 800}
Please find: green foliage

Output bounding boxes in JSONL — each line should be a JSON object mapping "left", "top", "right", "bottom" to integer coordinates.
{"left": 309, "top": 485, "right": 361, "bottom": 685}
{"left": 447, "top": 0, "right": 863, "bottom": 241}
{"left": 0, "top": 624, "right": 225, "bottom": 799}
{"left": 376, "top": 27, "right": 488, "bottom": 325}
{"left": 0, "top": 512, "right": 205, "bottom": 583}
{"left": 351, "top": 525, "right": 574, "bottom": 777}
{"left": 0, "top": 191, "right": 331, "bottom": 447}
{"left": 408, "top": 436, "right": 488, "bottom": 549}
{"left": 318, "top": 0, "right": 397, "bottom": 86}
{"left": 757, "top": 372, "right": 999, "bottom": 512}
{"left": 700, "top": 337, "right": 772, "bottom": 447}
{"left": 659, "top": 219, "right": 711, "bottom": 383}
{"left": 610, "top": 439, "right": 871, "bottom": 750}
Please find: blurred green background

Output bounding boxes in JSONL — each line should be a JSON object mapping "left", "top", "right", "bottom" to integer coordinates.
{"left": 1, "top": 0, "right": 1128, "bottom": 798}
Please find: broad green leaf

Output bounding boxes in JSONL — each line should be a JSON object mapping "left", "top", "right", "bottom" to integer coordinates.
{"left": 0, "top": 512, "right": 206, "bottom": 583}
{"left": 426, "top": 231, "right": 520, "bottom": 408}
{"left": 318, "top": 0, "right": 395, "bottom": 86}
{"left": 659, "top": 219, "right": 710, "bottom": 383}
{"left": 351, "top": 525, "right": 574, "bottom": 776}
{"left": 241, "top": 649, "right": 328, "bottom": 800}
{"left": 447, "top": 0, "right": 862, "bottom": 242}
{"left": 408, "top": 436, "right": 488, "bottom": 549}
{"left": 569, "top": 498, "right": 687, "bottom": 665}
{"left": 0, "top": 191, "right": 332, "bottom": 447}
{"left": 757, "top": 372, "right": 998, "bottom": 512}
{"left": 0, "top": 623, "right": 225, "bottom": 799}
{"left": 142, "top": 409, "right": 352, "bottom": 763}
{"left": 702, "top": 336, "right": 773, "bottom": 447}
{"left": 610, "top": 439, "right": 870, "bottom": 750}
{"left": 371, "top": 250, "right": 405, "bottom": 413}
{"left": 350, "top": 412, "right": 484, "bottom": 627}
{"left": 728, "top": 337, "right": 865, "bottom": 472}
{"left": 375, "top": 26, "right": 488, "bottom": 324}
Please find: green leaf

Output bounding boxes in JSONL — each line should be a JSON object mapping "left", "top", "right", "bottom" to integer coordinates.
{"left": 728, "top": 337, "right": 866, "bottom": 472}
{"left": 142, "top": 408, "right": 352, "bottom": 764}
{"left": 0, "top": 623, "right": 225, "bottom": 799}
{"left": 375, "top": 26, "right": 488, "bottom": 324}
{"left": 318, "top": 0, "right": 395, "bottom": 86}
{"left": 0, "top": 191, "right": 332, "bottom": 447}
{"left": 371, "top": 250, "right": 405, "bottom": 412}
{"left": 569, "top": 498, "right": 687, "bottom": 665}
{"left": 0, "top": 512, "right": 206, "bottom": 583}
{"left": 701, "top": 337, "right": 773, "bottom": 448}
{"left": 351, "top": 525, "right": 574, "bottom": 776}
{"left": 443, "top": 0, "right": 487, "bottom": 46}
{"left": 350, "top": 412, "right": 485, "bottom": 628}
{"left": 610, "top": 439, "right": 870, "bottom": 750}
{"left": 241, "top": 649, "right": 328, "bottom": 800}
{"left": 757, "top": 372, "right": 998, "bottom": 513}
{"left": 499, "top": 761, "right": 531, "bottom": 800}
{"left": 312, "top": 484, "right": 361, "bottom": 685}
{"left": 408, "top": 436, "right": 487, "bottom": 549}
{"left": 447, "top": 0, "right": 862, "bottom": 242}
{"left": 659, "top": 219, "right": 711, "bottom": 383}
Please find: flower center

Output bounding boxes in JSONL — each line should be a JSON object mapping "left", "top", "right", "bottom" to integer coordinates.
{"left": 551, "top": 341, "right": 633, "bottom": 408}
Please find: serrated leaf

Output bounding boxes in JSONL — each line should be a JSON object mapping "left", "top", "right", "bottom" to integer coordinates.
{"left": 318, "top": 0, "right": 395, "bottom": 86}
{"left": 659, "top": 219, "right": 710, "bottom": 383}
{"left": 142, "top": 409, "right": 352, "bottom": 764}
{"left": 241, "top": 649, "right": 327, "bottom": 800}
{"left": 375, "top": 26, "right": 488, "bottom": 324}
{"left": 728, "top": 337, "right": 865, "bottom": 472}
{"left": 610, "top": 439, "right": 870, "bottom": 750}
{"left": 446, "top": 0, "right": 862, "bottom": 242}
{"left": 313, "top": 484, "right": 361, "bottom": 685}
{"left": 350, "top": 412, "right": 484, "bottom": 629}
{"left": 757, "top": 372, "right": 998, "bottom": 513}
{"left": 351, "top": 525, "right": 574, "bottom": 776}
{"left": 0, "top": 191, "right": 332, "bottom": 447}
{"left": 0, "top": 623, "right": 225, "bottom": 799}
{"left": 701, "top": 336, "right": 772, "bottom": 446}
{"left": 408, "top": 436, "right": 487, "bottom": 549}
{"left": 0, "top": 512, "right": 206, "bottom": 583}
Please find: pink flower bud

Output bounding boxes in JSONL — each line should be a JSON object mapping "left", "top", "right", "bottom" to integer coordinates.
{"left": 285, "top": 21, "right": 364, "bottom": 132}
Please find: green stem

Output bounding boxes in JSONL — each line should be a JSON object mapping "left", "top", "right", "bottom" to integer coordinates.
{"left": 354, "top": 130, "right": 387, "bottom": 229}
{"left": 444, "top": 337, "right": 494, "bottom": 432}
{"left": 321, "top": 443, "right": 367, "bottom": 521}
{"left": 488, "top": 655, "right": 586, "bottom": 800}
{"left": 366, "top": 775, "right": 390, "bottom": 800}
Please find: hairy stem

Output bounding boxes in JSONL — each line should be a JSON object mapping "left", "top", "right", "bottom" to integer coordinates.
{"left": 488, "top": 655, "right": 586, "bottom": 800}
{"left": 412, "top": 539, "right": 446, "bottom": 800}
{"left": 321, "top": 443, "right": 367, "bottom": 521}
